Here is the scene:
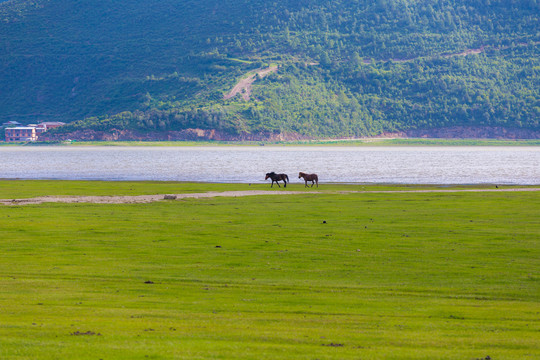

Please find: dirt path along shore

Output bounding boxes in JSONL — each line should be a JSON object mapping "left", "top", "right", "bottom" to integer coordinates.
{"left": 1, "top": 188, "right": 539, "bottom": 206}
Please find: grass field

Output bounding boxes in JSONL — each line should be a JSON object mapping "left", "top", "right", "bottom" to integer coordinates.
{"left": 0, "top": 181, "right": 538, "bottom": 359}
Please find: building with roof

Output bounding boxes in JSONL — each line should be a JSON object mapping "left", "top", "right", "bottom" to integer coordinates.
{"left": 1, "top": 121, "right": 22, "bottom": 127}
{"left": 39, "top": 121, "right": 65, "bottom": 129}
{"left": 29, "top": 123, "right": 48, "bottom": 135}
{"left": 5, "top": 127, "right": 37, "bottom": 142}
{"left": 3, "top": 121, "right": 65, "bottom": 142}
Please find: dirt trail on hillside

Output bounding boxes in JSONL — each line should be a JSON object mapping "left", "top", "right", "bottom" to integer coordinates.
{"left": 365, "top": 41, "right": 538, "bottom": 64}
{"left": 382, "top": 47, "right": 485, "bottom": 64}
{"left": 1, "top": 188, "right": 538, "bottom": 206}
{"left": 224, "top": 65, "right": 278, "bottom": 101}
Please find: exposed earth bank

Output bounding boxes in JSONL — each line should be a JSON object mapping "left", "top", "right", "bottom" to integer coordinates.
{"left": 40, "top": 126, "right": 540, "bottom": 142}
{"left": 39, "top": 128, "right": 309, "bottom": 142}
{"left": 404, "top": 126, "right": 540, "bottom": 139}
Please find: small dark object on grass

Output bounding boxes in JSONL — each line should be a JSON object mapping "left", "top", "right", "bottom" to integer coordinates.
{"left": 164, "top": 195, "right": 177, "bottom": 200}
{"left": 323, "top": 343, "right": 344, "bottom": 347}
{"left": 215, "top": 245, "right": 222, "bottom": 248}
{"left": 322, "top": 220, "right": 327, "bottom": 224}
{"left": 144, "top": 280, "right": 154, "bottom": 284}
{"left": 71, "top": 331, "right": 101, "bottom": 336}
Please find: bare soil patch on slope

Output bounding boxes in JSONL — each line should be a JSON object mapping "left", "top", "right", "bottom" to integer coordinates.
{"left": 224, "top": 65, "right": 278, "bottom": 101}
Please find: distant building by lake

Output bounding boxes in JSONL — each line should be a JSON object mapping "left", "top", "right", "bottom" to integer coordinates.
{"left": 3, "top": 121, "right": 65, "bottom": 142}
{"left": 39, "top": 122, "right": 65, "bottom": 130}
{"left": 2, "top": 121, "right": 22, "bottom": 127}
{"left": 5, "top": 127, "right": 37, "bottom": 142}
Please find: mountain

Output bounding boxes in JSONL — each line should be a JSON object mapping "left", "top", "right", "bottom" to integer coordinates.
{"left": 1, "top": 0, "right": 539, "bottom": 140}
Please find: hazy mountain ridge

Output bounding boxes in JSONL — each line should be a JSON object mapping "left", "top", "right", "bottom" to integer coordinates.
{"left": 1, "top": 0, "right": 539, "bottom": 139}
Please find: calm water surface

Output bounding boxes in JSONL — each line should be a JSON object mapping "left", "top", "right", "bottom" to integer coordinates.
{"left": 0, "top": 146, "right": 538, "bottom": 184}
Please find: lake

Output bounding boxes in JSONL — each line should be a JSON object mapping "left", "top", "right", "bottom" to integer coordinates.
{"left": 0, "top": 146, "right": 538, "bottom": 184}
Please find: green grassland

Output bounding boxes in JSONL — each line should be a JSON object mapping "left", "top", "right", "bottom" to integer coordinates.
{"left": 0, "top": 182, "right": 539, "bottom": 359}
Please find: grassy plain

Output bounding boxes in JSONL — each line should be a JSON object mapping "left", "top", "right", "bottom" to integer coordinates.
{"left": 0, "top": 181, "right": 538, "bottom": 359}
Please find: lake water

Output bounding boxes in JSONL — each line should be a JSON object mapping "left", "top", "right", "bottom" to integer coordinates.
{"left": 0, "top": 146, "right": 538, "bottom": 184}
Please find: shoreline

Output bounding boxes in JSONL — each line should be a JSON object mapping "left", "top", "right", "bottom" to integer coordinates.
{"left": 1, "top": 138, "right": 540, "bottom": 147}
{"left": 1, "top": 178, "right": 539, "bottom": 186}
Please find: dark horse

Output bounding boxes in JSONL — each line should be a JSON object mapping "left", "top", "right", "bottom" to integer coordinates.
{"left": 299, "top": 172, "right": 318, "bottom": 187}
{"left": 265, "top": 172, "right": 289, "bottom": 187}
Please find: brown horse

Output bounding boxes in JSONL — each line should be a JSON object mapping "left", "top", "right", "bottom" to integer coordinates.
{"left": 299, "top": 172, "right": 318, "bottom": 187}
{"left": 265, "top": 172, "right": 289, "bottom": 187}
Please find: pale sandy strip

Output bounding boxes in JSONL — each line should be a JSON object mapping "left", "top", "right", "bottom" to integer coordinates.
{"left": 0, "top": 188, "right": 539, "bottom": 206}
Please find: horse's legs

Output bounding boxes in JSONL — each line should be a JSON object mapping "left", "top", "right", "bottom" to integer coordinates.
{"left": 276, "top": 180, "right": 280, "bottom": 188}
{"left": 316, "top": 179, "right": 319, "bottom": 187}
{"left": 283, "top": 180, "right": 286, "bottom": 188}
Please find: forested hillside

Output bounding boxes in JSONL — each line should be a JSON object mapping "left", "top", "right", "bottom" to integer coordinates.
{"left": 1, "top": 0, "right": 538, "bottom": 139}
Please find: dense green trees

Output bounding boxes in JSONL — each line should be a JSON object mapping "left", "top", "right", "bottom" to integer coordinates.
{"left": 0, "top": 0, "right": 538, "bottom": 138}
